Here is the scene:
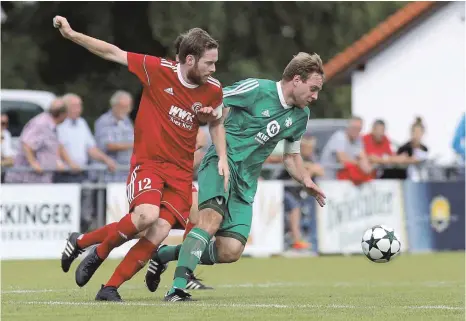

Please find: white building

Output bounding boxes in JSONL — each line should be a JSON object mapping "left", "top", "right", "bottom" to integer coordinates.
{"left": 324, "top": 1, "right": 465, "bottom": 164}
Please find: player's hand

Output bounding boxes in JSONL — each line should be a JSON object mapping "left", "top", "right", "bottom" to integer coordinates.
{"left": 218, "top": 157, "right": 230, "bottom": 192}
{"left": 53, "top": 16, "right": 74, "bottom": 39}
{"left": 197, "top": 106, "right": 218, "bottom": 123}
{"left": 303, "top": 177, "right": 326, "bottom": 207}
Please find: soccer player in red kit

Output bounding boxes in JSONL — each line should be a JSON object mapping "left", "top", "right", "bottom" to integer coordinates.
{"left": 53, "top": 16, "right": 228, "bottom": 301}
{"left": 60, "top": 33, "right": 213, "bottom": 291}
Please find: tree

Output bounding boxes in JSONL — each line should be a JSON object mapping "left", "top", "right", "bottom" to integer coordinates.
{"left": 1, "top": 1, "right": 405, "bottom": 123}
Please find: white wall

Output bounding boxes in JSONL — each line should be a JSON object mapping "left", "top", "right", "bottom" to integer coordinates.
{"left": 352, "top": 1, "right": 465, "bottom": 164}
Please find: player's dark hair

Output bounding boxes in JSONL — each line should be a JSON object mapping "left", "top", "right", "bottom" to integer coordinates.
{"left": 282, "top": 52, "right": 325, "bottom": 82}
{"left": 178, "top": 28, "right": 218, "bottom": 64}
{"left": 373, "top": 119, "right": 385, "bottom": 127}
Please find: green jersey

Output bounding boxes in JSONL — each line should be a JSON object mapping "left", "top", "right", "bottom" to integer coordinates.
{"left": 200, "top": 78, "right": 310, "bottom": 203}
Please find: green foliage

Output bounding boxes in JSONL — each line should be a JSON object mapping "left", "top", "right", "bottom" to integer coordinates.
{"left": 1, "top": 1, "right": 405, "bottom": 123}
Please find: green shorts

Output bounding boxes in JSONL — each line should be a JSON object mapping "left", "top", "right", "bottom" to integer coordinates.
{"left": 197, "top": 158, "right": 252, "bottom": 246}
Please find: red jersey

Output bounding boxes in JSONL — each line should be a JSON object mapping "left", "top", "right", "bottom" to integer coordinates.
{"left": 127, "top": 52, "right": 223, "bottom": 175}
{"left": 363, "top": 134, "right": 393, "bottom": 157}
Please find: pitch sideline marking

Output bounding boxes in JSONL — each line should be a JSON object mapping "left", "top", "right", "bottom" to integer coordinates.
{"left": 3, "top": 300, "right": 464, "bottom": 311}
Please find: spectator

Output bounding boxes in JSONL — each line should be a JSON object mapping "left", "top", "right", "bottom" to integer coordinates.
{"left": 397, "top": 117, "right": 429, "bottom": 181}
{"left": 94, "top": 90, "right": 134, "bottom": 182}
{"left": 1, "top": 113, "right": 14, "bottom": 168}
{"left": 272, "top": 134, "right": 323, "bottom": 251}
{"left": 452, "top": 113, "right": 465, "bottom": 162}
{"left": 320, "top": 116, "right": 372, "bottom": 183}
{"left": 56, "top": 93, "right": 117, "bottom": 183}
{"left": 363, "top": 119, "right": 407, "bottom": 178}
{"left": 5, "top": 97, "right": 80, "bottom": 184}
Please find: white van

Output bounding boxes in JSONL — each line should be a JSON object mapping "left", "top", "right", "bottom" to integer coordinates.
{"left": 1, "top": 89, "right": 57, "bottom": 151}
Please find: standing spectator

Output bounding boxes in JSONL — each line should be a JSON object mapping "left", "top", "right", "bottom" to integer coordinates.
{"left": 284, "top": 134, "right": 324, "bottom": 250}
{"left": 56, "top": 93, "right": 117, "bottom": 183}
{"left": 363, "top": 119, "right": 406, "bottom": 178}
{"left": 1, "top": 113, "right": 14, "bottom": 168}
{"left": 452, "top": 113, "right": 465, "bottom": 162}
{"left": 1, "top": 113, "right": 14, "bottom": 155}
{"left": 5, "top": 97, "right": 80, "bottom": 183}
{"left": 94, "top": 90, "right": 134, "bottom": 182}
{"left": 452, "top": 113, "right": 465, "bottom": 179}
{"left": 397, "top": 117, "right": 429, "bottom": 181}
{"left": 320, "top": 116, "right": 372, "bottom": 183}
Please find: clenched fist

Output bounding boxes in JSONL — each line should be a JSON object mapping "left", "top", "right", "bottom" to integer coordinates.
{"left": 53, "top": 15, "right": 74, "bottom": 38}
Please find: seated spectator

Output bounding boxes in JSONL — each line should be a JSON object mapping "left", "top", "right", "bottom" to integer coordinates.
{"left": 1, "top": 113, "right": 14, "bottom": 169}
{"left": 363, "top": 119, "right": 407, "bottom": 178}
{"left": 396, "top": 117, "right": 429, "bottom": 181}
{"left": 94, "top": 90, "right": 134, "bottom": 182}
{"left": 5, "top": 97, "right": 80, "bottom": 184}
{"left": 320, "top": 116, "right": 372, "bottom": 184}
{"left": 56, "top": 93, "right": 116, "bottom": 183}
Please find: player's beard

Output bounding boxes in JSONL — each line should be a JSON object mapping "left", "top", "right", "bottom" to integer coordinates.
{"left": 187, "top": 62, "right": 208, "bottom": 85}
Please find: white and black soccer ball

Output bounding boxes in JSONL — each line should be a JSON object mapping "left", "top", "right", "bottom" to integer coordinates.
{"left": 361, "top": 225, "right": 401, "bottom": 263}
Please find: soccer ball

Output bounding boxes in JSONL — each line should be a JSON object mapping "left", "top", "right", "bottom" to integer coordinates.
{"left": 361, "top": 225, "right": 401, "bottom": 263}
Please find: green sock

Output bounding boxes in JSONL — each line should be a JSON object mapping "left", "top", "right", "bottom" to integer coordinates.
{"left": 199, "top": 240, "right": 218, "bottom": 265}
{"left": 157, "top": 245, "right": 181, "bottom": 264}
{"left": 170, "top": 228, "right": 211, "bottom": 293}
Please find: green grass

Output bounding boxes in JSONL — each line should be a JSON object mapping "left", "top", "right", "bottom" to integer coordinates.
{"left": 2, "top": 252, "right": 465, "bottom": 321}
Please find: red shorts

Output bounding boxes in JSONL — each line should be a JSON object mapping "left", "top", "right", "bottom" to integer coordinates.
{"left": 126, "top": 162, "right": 192, "bottom": 229}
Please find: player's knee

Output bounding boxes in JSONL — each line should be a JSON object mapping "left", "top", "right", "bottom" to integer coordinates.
{"left": 197, "top": 208, "right": 222, "bottom": 235}
{"left": 217, "top": 237, "right": 244, "bottom": 263}
{"left": 144, "top": 218, "right": 172, "bottom": 245}
{"left": 133, "top": 204, "right": 160, "bottom": 228}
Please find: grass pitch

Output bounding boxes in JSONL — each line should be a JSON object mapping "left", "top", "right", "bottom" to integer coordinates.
{"left": 2, "top": 252, "right": 464, "bottom": 321}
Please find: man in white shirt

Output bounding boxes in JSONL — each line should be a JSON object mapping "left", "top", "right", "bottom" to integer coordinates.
{"left": 57, "top": 93, "right": 117, "bottom": 231}
{"left": 56, "top": 93, "right": 116, "bottom": 183}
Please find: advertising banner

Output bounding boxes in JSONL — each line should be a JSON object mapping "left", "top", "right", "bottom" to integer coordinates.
{"left": 403, "top": 181, "right": 465, "bottom": 251}
{"left": 316, "top": 180, "right": 407, "bottom": 254}
{"left": 1, "top": 184, "right": 81, "bottom": 260}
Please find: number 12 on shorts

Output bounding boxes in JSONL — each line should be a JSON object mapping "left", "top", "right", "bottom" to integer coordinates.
{"left": 127, "top": 177, "right": 152, "bottom": 203}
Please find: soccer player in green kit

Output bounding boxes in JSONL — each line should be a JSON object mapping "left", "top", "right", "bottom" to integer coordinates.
{"left": 145, "top": 52, "right": 327, "bottom": 301}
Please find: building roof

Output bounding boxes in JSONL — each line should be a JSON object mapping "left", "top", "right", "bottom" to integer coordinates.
{"left": 324, "top": 1, "right": 443, "bottom": 83}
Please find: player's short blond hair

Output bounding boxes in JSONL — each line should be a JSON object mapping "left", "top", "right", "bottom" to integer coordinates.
{"left": 282, "top": 52, "right": 325, "bottom": 82}
{"left": 178, "top": 28, "right": 218, "bottom": 64}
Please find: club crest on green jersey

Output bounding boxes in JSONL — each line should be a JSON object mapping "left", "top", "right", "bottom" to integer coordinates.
{"left": 255, "top": 120, "right": 281, "bottom": 145}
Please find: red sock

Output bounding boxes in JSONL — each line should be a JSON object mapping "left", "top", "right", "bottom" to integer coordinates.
{"left": 105, "top": 237, "right": 156, "bottom": 288}
{"left": 96, "top": 213, "right": 139, "bottom": 260}
{"left": 183, "top": 221, "right": 195, "bottom": 241}
{"left": 77, "top": 223, "right": 117, "bottom": 249}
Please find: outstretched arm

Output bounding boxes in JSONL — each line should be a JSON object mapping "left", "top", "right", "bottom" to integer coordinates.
{"left": 53, "top": 16, "right": 127, "bottom": 66}
{"left": 283, "top": 151, "right": 326, "bottom": 207}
